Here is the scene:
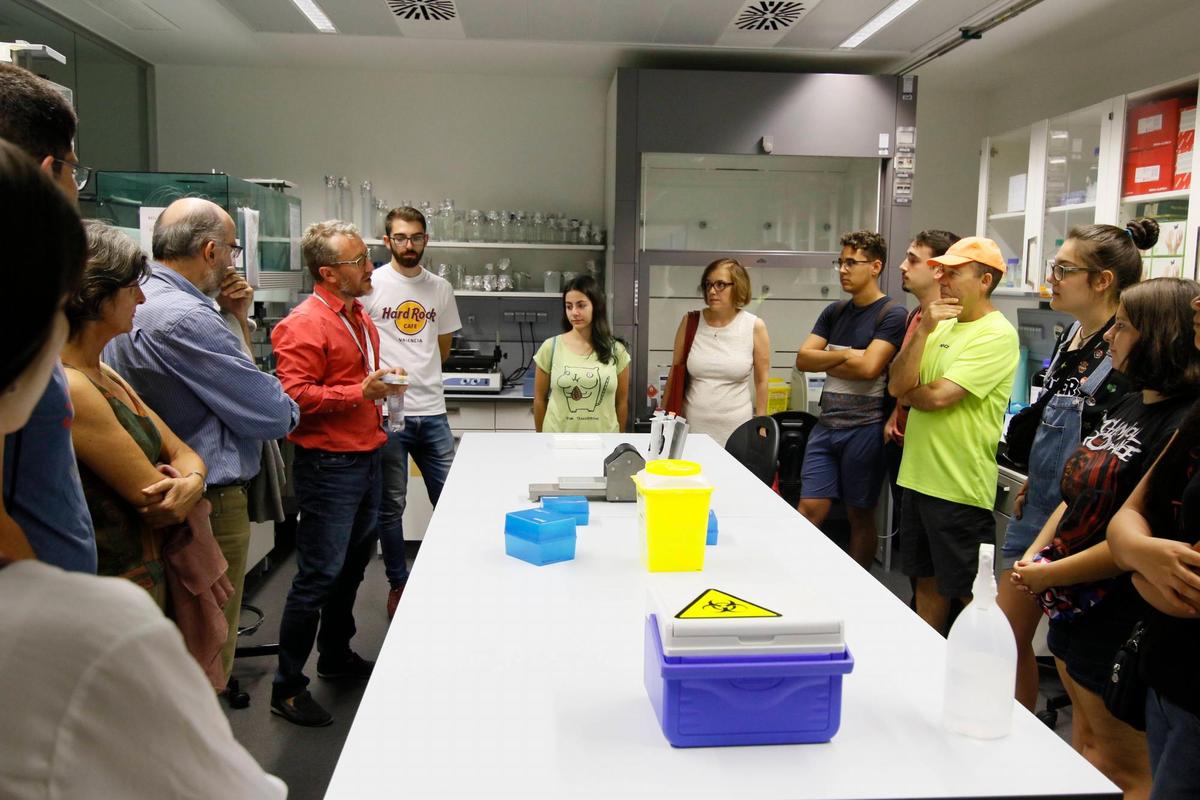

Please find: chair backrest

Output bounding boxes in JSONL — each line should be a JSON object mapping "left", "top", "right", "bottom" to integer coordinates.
{"left": 724, "top": 415, "right": 781, "bottom": 485}
{"left": 773, "top": 410, "right": 818, "bottom": 507}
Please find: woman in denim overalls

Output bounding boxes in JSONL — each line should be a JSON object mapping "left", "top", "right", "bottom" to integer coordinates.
{"left": 997, "top": 224, "right": 1147, "bottom": 711}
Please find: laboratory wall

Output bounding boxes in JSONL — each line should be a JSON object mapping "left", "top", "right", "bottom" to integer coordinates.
{"left": 154, "top": 64, "right": 608, "bottom": 234}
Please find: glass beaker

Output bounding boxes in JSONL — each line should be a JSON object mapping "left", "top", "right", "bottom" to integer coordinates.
{"left": 324, "top": 175, "right": 338, "bottom": 219}
{"left": 467, "top": 210, "right": 483, "bottom": 242}
{"left": 360, "top": 181, "right": 375, "bottom": 236}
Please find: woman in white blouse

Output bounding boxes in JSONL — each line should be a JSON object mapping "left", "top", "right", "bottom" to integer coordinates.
{"left": 664, "top": 258, "right": 771, "bottom": 447}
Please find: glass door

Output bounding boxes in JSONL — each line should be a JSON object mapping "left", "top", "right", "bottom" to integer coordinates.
{"left": 978, "top": 126, "right": 1036, "bottom": 292}
{"left": 1039, "top": 102, "right": 1109, "bottom": 291}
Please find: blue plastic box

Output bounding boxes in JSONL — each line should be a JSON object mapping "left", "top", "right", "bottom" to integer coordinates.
{"left": 706, "top": 509, "right": 718, "bottom": 546}
{"left": 541, "top": 495, "right": 589, "bottom": 526}
{"left": 644, "top": 613, "right": 853, "bottom": 747}
{"left": 504, "top": 508, "right": 576, "bottom": 566}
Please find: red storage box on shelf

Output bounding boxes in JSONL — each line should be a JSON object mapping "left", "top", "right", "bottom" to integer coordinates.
{"left": 1176, "top": 106, "right": 1195, "bottom": 191}
{"left": 1123, "top": 144, "right": 1175, "bottom": 197}
{"left": 1127, "top": 98, "right": 1181, "bottom": 151}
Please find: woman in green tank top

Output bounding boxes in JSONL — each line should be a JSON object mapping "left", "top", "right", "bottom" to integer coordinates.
{"left": 60, "top": 222, "right": 208, "bottom": 607}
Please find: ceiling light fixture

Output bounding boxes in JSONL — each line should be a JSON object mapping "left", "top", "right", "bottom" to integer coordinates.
{"left": 288, "top": 0, "right": 337, "bottom": 34}
{"left": 838, "top": 0, "right": 921, "bottom": 48}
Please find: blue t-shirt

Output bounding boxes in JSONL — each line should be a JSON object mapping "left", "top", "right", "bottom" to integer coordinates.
{"left": 811, "top": 296, "right": 907, "bottom": 428}
{"left": 2, "top": 364, "right": 97, "bottom": 572}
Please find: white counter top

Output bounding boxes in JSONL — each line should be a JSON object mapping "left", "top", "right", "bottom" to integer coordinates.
{"left": 444, "top": 384, "right": 531, "bottom": 402}
{"left": 326, "top": 433, "right": 1117, "bottom": 800}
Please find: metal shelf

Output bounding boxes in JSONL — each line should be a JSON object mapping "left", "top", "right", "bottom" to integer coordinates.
{"left": 1045, "top": 202, "right": 1096, "bottom": 214}
{"left": 363, "top": 238, "right": 603, "bottom": 251}
{"left": 1121, "top": 189, "right": 1191, "bottom": 204}
{"left": 456, "top": 291, "right": 561, "bottom": 298}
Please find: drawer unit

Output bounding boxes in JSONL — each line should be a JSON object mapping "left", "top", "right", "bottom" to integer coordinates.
{"left": 445, "top": 402, "right": 495, "bottom": 431}
{"left": 495, "top": 401, "right": 536, "bottom": 430}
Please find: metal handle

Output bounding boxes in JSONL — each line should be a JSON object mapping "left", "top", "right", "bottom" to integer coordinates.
{"left": 1023, "top": 235, "right": 1038, "bottom": 289}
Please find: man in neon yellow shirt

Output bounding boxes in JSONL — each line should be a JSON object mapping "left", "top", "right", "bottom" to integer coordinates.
{"left": 889, "top": 237, "right": 1019, "bottom": 633}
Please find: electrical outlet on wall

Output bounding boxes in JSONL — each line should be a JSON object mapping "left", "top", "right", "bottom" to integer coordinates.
{"left": 503, "top": 311, "right": 515, "bottom": 322}
{"left": 536, "top": 312, "right": 548, "bottom": 322}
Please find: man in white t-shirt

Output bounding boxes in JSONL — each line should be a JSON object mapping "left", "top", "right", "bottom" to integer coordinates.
{"left": 363, "top": 206, "right": 461, "bottom": 618}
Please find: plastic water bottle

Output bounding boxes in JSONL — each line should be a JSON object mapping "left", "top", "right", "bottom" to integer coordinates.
{"left": 942, "top": 543, "right": 1017, "bottom": 739}
{"left": 382, "top": 374, "right": 408, "bottom": 432}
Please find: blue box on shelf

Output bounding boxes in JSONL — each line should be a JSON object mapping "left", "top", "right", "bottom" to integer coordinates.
{"left": 644, "top": 584, "right": 852, "bottom": 748}
{"left": 706, "top": 509, "right": 718, "bottom": 546}
{"left": 541, "top": 495, "right": 589, "bottom": 526}
{"left": 504, "top": 508, "right": 577, "bottom": 566}
{"left": 522, "top": 369, "right": 536, "bottom": 398}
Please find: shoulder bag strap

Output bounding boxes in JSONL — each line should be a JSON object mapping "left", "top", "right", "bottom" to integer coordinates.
{"left": 679, "top": 310, "right": 701, "bottom": 365}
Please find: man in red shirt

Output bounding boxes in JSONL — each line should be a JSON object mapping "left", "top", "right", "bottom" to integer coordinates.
{"left": 269, "top": 220, "right": 406, "bottom": 727}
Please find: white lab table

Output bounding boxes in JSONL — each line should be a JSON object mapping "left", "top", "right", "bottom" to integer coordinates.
{"left": 326, "top": 433, "right": 1118, "bottom": 800}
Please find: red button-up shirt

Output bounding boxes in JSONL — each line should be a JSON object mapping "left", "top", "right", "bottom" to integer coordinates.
{"left": 272, "top": 284, "right": 387, "bottom": 452}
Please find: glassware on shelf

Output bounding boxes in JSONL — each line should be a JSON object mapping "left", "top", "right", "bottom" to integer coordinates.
{"left": 513, "top": 210, "right": 528, "bottom": 242}
{"left": 498, "top": 209, "right": 511, "bottom": 242}
{"left": 531, "top": 212, "right": 545, "bottom": 243}
{"left": 497, "top": 274, "right": 513, "bottom": 291}
{"left": 337, "top": 177, "right": 351, "bottom": 222}
{"left": 374, "top": 199, "right": 388, "bottom": 239}
{"left": 543, "top": 270, "right": 562, "bottom": 293}
{"left": 562, "top": 271, "right": 578, "bottom": 285}
{"left": 545, "top": 214, "right": 560, "bottom": 244}
{"left": 324, "top": 175, "right": 338, "bottom": 219}
{"left": 513, "top": 271, "right": 529, "bottom": 291}
{"left": 591, "top": 227, "right": 606, "bottom": 246}
{"left": 467, "top": 209, "right": 483, "bottom": 242}
{"left": 482, "top": 273, "right": 496, "bottom": 292}
{"left": 438, "top": 199, "right": 455, "bottom": 241}
{"left": 579, "top": 220, "right": 591, "bottom": 245}
{"left": 567, "top": 218, "right": 581, "bottom": 244}
{"left": 359, "top": 181, "right": 375, "bottom": 237}
{"left": 584, "top": 259, "right": 598, "bottom": 275}
{"left": 451, "top": 210, "right": 466, "bottom": 242}
{"left": 484, "top": 210, "right": 500, "bottom": 241}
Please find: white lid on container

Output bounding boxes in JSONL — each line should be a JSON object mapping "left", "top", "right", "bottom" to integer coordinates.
{"left": 650, "top": 582, "right": 844, "bottom": 658}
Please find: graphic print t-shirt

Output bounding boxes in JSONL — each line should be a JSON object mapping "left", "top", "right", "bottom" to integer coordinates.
{"left": 1057, "top": 392, "right": 1194, "bottom": 557}
{"left": 533, "top": 335, "right": 630, "bottom": 433}
{"left": 363, "top": 266, "right": 462, "bottom": 416}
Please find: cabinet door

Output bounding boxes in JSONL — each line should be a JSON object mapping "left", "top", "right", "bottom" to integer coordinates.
{"left": 978, "top": 125, "right": 1040, "bottom": 293}
{"left": 1038, "top": 102, "right": 1114, "bottom": 291}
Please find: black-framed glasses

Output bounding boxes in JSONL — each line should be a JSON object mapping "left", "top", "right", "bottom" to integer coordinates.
{"left": 327, "top": 252, "right": 370, "bottom": 269}
{"left": 1049, "top": 262, "right": 1095, "bottom": 281}
{"left": 701, "top": 280, "right": 733, "bottom": 293}
{"left": 386, "top": 233, "right": 428, "bottom": 247}
{"left": 832, "top": 258, "right": 872, "bottom": 270}
{"left": 53, "top": 157, "right": 92, "bottom": 191}
{"left": 213, "top": 240, "right": 244, "bottom": 262}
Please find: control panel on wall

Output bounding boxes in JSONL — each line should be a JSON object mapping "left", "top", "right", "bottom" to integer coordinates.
{"left": 894, "top": 126, "right": 916, "bottom": 206}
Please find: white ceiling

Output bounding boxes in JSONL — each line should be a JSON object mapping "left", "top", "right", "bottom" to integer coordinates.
{"left": 24, "top": 0, "right": 1200, "bottom": 90}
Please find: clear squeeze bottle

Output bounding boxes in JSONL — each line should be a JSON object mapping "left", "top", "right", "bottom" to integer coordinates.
{"left": 942, "top": 543, "right": 1017, "bottom": 739}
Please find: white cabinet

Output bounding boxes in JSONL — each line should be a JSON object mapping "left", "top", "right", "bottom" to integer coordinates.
{"left": 977, "top": 74, "right": 1200, "bottom": 286}
{"left": 400, "top": 397, "right": 534, "bottom": 540}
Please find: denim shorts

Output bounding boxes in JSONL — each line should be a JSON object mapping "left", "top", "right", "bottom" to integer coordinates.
{"left": 799, "top": 421, "right": 886, "bottom": 508}
{"left": 1047, "top": 591, "right": 1141, "bottom": 696}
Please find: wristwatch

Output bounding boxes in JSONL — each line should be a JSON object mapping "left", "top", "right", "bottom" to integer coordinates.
{"left": 187, "top": 470, "right": 208, "bottom": 494}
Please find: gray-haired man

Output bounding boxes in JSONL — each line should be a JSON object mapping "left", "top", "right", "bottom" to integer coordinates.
{"left": 105, "top": 197, "right": 299, "bottom": 693}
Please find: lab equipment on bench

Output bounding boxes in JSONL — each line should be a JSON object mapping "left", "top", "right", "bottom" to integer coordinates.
{"left": 527, "top": 444, "right": 645, "bottom": 503}
{"left": 630, "top": 460, "right": 712, "bottom": 572}
{"left": 503, "top": 508, "right": 576, "bottom": 566}
{"left": 442, "top": 344, "right": 503, "bottom": 394}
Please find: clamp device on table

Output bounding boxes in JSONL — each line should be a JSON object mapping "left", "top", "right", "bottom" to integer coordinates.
{"left": 528, "top": 443, "right": 646, "bottom": 502}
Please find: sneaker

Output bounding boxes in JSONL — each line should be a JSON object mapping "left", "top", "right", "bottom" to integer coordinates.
{"left": 270, "top": 690, "right": 333, "bottom": 727}
{"left": 387, "top": 584, "right": 405, "bottom": 620}
{"left": 317, "top": 651, "right": 375, "bottom": 681}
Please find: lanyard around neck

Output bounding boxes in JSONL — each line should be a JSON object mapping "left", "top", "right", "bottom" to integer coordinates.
{"left": 313, "top": 293, "right": 375, "bottom": 374}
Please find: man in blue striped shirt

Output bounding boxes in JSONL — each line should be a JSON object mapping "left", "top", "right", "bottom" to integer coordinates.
{"left": 105, "top": 197, "right": 299, "bottom": 693}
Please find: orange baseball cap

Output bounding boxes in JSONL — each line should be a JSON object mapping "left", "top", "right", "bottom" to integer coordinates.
{"left": 928, "top": 236, "right": 1006, "bottom": 274}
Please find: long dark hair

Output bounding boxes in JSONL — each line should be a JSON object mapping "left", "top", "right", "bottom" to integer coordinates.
{"left": 1119, "top": 277, "right": 1200, "bottom": 396}
{"left": 560, "top": 274, "right": 619, "bottom": 365}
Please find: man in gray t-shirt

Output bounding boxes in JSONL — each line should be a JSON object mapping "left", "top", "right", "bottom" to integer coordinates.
{"left": 794, "top": 230, "right": 907, "bottom": 568}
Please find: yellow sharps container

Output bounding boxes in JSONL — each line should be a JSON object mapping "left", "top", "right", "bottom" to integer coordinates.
{"left": 631, "top": 459, "right": 713, "bottom": 572}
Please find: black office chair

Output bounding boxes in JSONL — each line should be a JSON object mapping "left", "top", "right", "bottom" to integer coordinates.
{"left": 772, "top": 410, "right": 818, "bottom": 508}
{"left": 724, "top": 416, "right": 781, "bottom": 485}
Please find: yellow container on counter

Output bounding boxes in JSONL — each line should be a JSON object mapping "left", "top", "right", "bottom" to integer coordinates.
{"left": 631, "top": 460, "right": 713, "bottom": 572}
{"left": 766, "top": 378, "right": 791, "bottom": 415}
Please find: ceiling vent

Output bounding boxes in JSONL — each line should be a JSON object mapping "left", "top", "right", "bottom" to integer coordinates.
{"left": 387, "top": 0, "right": 464, "bottom": 38}
{"left": 386, "top": 0, "right": 456, "bottom": 21}
{"left": 717, "top": 0, "right": 821, "bottom": 47}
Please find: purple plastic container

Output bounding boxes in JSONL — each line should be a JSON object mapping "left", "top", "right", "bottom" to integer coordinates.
{"left": 644, "top": 614, "right": 854, "bottom": 747}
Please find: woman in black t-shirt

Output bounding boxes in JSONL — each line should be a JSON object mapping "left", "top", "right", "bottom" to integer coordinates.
{"left": 999, "top": 220, "right": 1151, "bottom": 711}
{"left": 1012, "top": 278, "right": 1200, "bottom": 799}
{"left": 1110, "top": 293, "right": 1200, "bottom": 800}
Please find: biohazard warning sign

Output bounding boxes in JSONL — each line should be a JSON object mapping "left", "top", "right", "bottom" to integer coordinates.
{"left": 675, "top": 589, "right": 781, "bottom": 620}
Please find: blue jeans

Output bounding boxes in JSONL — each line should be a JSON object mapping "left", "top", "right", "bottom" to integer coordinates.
{"left": 378, "top": 414, "right": 455, "bottom": 587}
{"left": 1147, "top": 688, "right": 1200, "bottom": 800}
{"left": 274, "top": 447, "right": 382, "bottom": 699}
